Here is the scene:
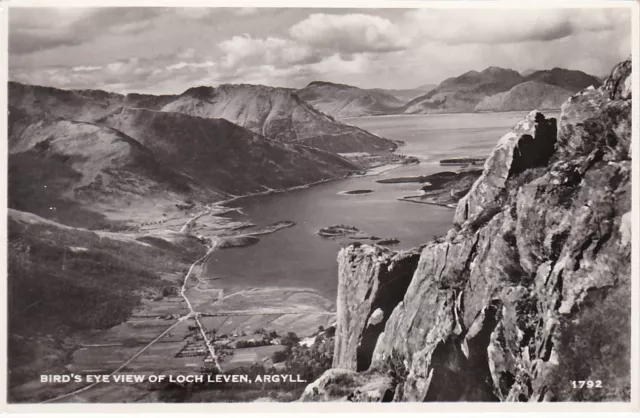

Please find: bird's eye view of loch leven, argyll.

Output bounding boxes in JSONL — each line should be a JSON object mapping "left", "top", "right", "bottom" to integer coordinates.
{"left": 4, "top": 5, "right": 635, "bottom": 406}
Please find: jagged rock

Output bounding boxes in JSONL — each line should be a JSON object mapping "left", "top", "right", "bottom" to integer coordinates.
{"left": 454, "top": 110, "right": 557, "bottom": 228}
{"left": 333, "top": 245, "right": 420, "bottom": 371}
{"left": 299, "top": 369, "right": 394, "bottom": 402}
{"left": 303, "top": 59, "right": 632, "bottom": 403}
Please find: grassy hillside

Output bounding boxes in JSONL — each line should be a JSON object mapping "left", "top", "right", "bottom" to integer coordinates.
{"left": 7, "top": 209, "right": 207, "bottom": 390}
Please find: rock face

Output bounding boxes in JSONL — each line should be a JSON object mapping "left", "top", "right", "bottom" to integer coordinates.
{"left": 454, "top": 110, "right": 557, "bottom": 227}
{"left": 333, "top": 245, "right": 421, "bottom": 371}
{"left": 303, "top": 59, "right": 631, "bottom": 402}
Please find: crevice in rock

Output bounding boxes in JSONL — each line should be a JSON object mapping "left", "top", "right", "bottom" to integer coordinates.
{"left": 508, "top": 115, "right": 558, "bottom": 178}
{"left": 357, "top": 252, "right": 420, "bottom": 372}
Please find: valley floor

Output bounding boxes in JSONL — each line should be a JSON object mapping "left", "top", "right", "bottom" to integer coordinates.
{"left": 8, "top": 201, "right": 335, "bottom": 404}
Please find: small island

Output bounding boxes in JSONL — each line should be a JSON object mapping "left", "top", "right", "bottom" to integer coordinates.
{"left": 400, "top": 169, "right": 482, "bottom": 207}
{"left": 439, "top": 157, "right": 486, "bottom": 167}
{"left": 377, "top": 238, "right": 400, "bottom": 246}
{"left": 341, "top": 189, "right": 374, "bottom": 195}
{"left": 376, "top": 175, "right": 431, "bottom": 184}
{"left": 318, "top": 225, "right": 361, "bottom": 238}
{"left": 218, "top": 235, "right": 260, "bottom": 249}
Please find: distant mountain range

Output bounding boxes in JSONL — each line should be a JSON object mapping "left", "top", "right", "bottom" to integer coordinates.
{"left": 9, "top": 81, "right": 396, "bottom": 228}
{"left": 294, "top": 67, "right": 601, "bottom": 118}
{"left": 295, "top": 81, "right": 435, "bottom": 118}
{"left": 402, "top": 67, "right": 601, "bottom": 114}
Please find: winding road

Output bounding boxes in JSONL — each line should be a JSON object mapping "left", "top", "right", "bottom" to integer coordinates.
{"left": 41, "top": 211, "right": 220, "bottom": 404}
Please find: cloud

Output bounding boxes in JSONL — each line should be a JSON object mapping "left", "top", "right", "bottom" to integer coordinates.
{"left": 166, "top": 61, "right": 216, "bottom": 70}
{"left": 406, "top": 8, "right": 629, "bottom": 45}
{"left": 218, "top": 35, "right": 314, "bottom": 69}
{"left": 10, "top": 52, "right": 220, "bottom": 94}
{"left": 9, "top": 8, "right": 166, "bottom": 55}
{"left": 289, "top": 13, "right": 409, "bottom": 54}
{"left": 234, "top": 8, "right": 258, "bottom": 17}
{"left": 72, "top": 66, "right": 102, "bottom": 72}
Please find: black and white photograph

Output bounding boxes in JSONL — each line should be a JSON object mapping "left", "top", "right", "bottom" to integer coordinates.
{"left": 1, "top": 0, "right": 637, "bottom": 410}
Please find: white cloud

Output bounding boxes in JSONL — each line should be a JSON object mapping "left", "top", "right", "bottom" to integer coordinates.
{"left": 166, "top": 61, "right": 216, "bottom": 70}
{"left": 218, "top": 35, "right": 312, "bottom": 69}
{"left": 72, "top": 66, "right": 102, "bottom": 72}
{"left": 289, "top": 13, "right": 409, "bottom": 53}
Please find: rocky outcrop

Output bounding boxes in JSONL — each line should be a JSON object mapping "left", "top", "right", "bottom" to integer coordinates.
{"left": 333, "top": 245, "right": 421, "bottom": 371}
{"left": 304, "top": 59, "right": 632, "bottom": 402}
{"left": 454, "top": 110, "right": 557, "bottom": 227}
{"left": 300, "top": 369, "right": 394, "bottom": 402}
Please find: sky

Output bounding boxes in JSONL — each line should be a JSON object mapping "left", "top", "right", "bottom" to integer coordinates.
{"left": 8, "top": 6, "right": 633, "bottom": 94}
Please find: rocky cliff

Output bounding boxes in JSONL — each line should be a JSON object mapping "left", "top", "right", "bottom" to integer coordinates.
{"left": 302, "top": 59, "right": 632, "bottom": 402}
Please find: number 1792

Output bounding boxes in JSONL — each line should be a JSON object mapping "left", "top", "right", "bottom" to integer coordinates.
{"left": 571, "top": 380, "right": 602, "bottom": 389}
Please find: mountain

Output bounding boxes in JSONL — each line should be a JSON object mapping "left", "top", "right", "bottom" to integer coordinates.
{"left": 524, "top": 68, "right": 601, "bottom": 91}
{"left": 301, "top": 59, "right": 631, "bottom": 402}
{"left": 474, "top": 81, "right": 575, "bottom": 112}
{"left": 369, "top": 84, "right": 437, "bottom": 103}
{"left": 403, "top": 66, "right": 602, "bottom": 114}
{"left": 520, "top": 68, "right": 539, "bottom": 77}
{"left": 295, "top": 81, "right": 404, "bottom": 118}
{"left": 8, "top": 107, "right": 214, "bottom": 229}
{"left": 403, "top": 67, "right": 525, "bottom": 114}
{"left": 161, "top": 84, "right": 395, "bottom": 153}
{"left": 9, "top": 82, "right": 396, "bottom": 155}
{"left": 8, "top": 83, "right": 360, "bottom": 228}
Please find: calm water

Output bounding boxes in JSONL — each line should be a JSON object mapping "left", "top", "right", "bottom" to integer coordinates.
{"left": 205, "top": 111, "right": 540, "bottom": 300}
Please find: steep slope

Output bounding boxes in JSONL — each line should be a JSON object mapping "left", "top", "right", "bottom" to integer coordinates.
{"left": 7, "top": 208, "right": 207, "bottom": 390}
{"left": 403, "top": 67, "right": 525, "bottom": 114}
{"left": 96, "top": 107, "right": 358, "bottom": 195}
{"left": 9, "top": 86, "right": 360, "bottom": 227}
{"left": 302, "top": 59, "right": 632, "bottom": 402}
{"left": 8, "top": 108, "right": 212, "bottom": 229}
{"left": 474, "top": 81, "right": 575, "bottom": 112}
{"left": 295, "top": 81, "right": 404, "bottom": 118}
{"left": 161, "top": 84, "right": 395, "bottom": 153}
{"left": 9, "top": 81, "right": 396, "bottom": 155}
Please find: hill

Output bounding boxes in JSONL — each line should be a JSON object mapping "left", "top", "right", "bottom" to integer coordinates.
{"left": 367, "top": 84, "right": 436, "bottom": 103}
{"left": 8, "top": 84, "right": 360, "bottom": 228}
{"left": 403, "top": 67, "right": 525, "bottom": 114}
{"left": 295, "top": 81, "right": 404, "bottom": 118}
{"left": 474, "top": 81, "right": 575, "bottom": 112}
{"left": 403, "top": 66, "right": 601, "bottom": 114}
{"left": 9, "top": 82, "right": 396, "bottom": 155}
{"left": 524, "top": 68, "right": 601, "bottom": 91}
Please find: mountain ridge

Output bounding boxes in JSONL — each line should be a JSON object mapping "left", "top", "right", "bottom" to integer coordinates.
{"left": 9, "top": 81, "right": 396, "bottom": 154}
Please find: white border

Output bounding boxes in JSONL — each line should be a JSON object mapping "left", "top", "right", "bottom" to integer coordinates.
{"left": 0, "top": 0, "right": 638, "bottom": 414}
